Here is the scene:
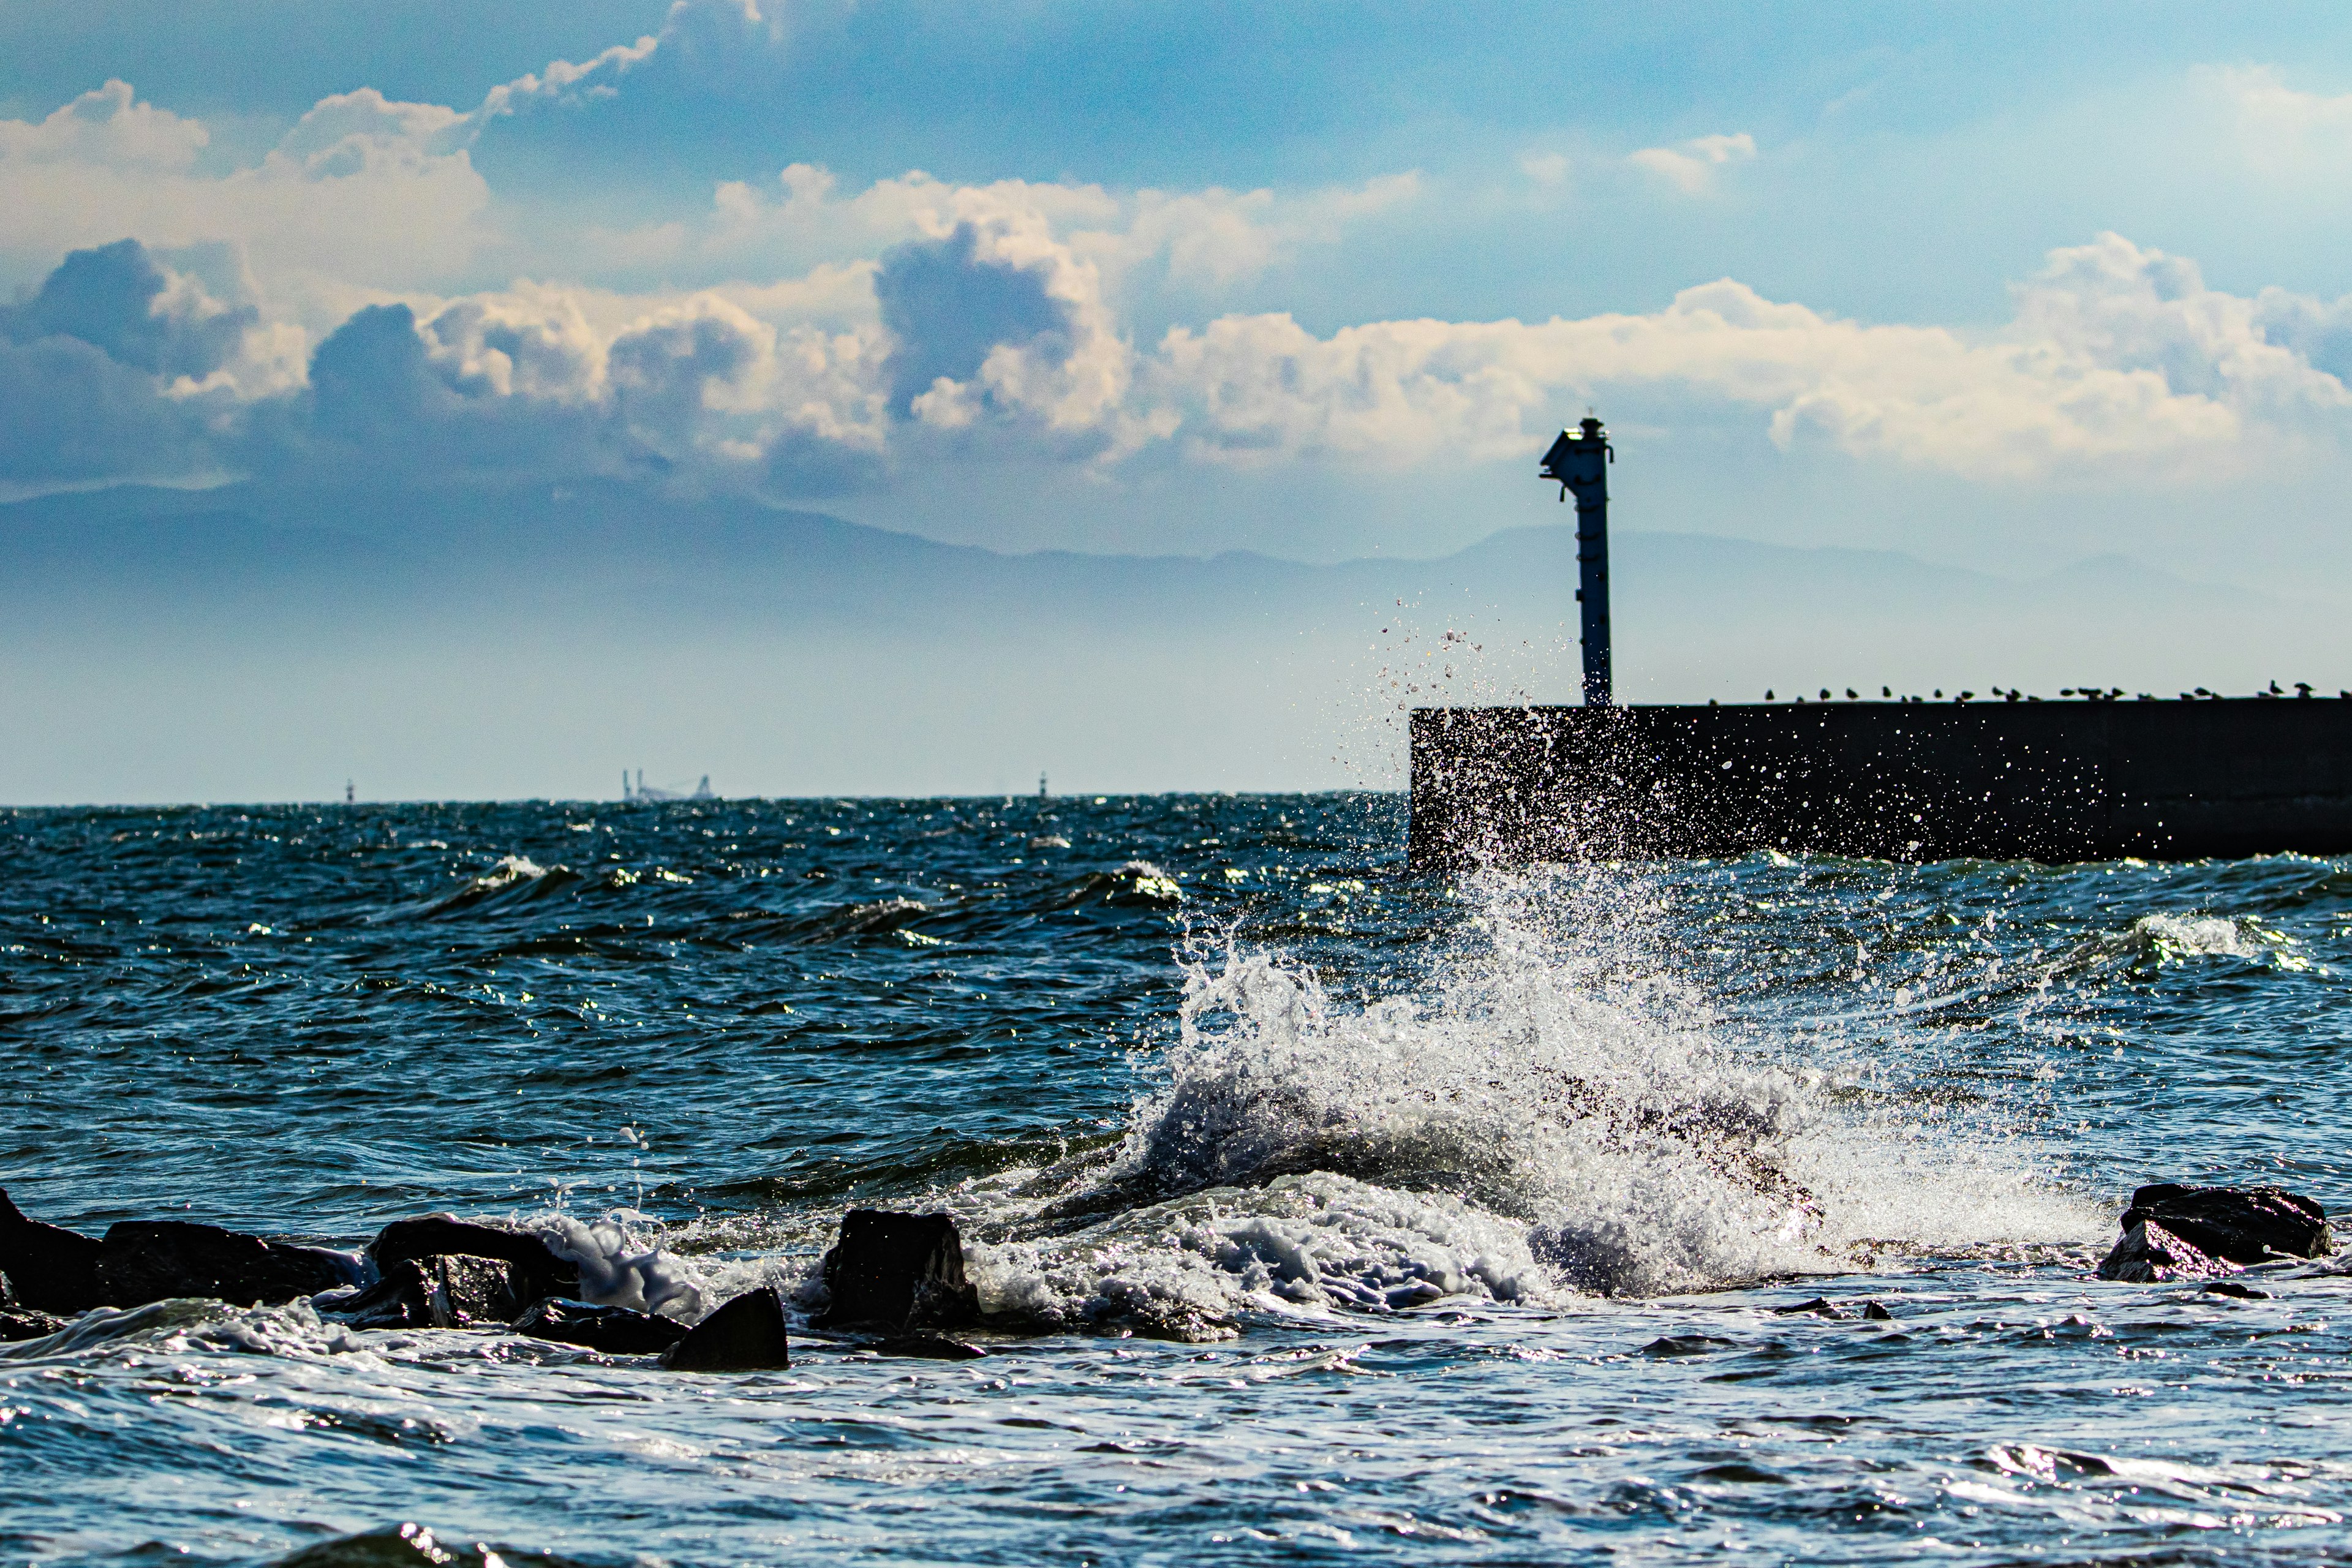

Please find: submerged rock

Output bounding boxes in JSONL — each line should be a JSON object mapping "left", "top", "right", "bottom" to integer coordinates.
{"left": 661, "top": 1286, "right": 791, "bottom": 1371}
{"left": 93, "top": 1220, "right": 353, "bottom": 1307}
{"left": 368, "top": 1215, "right": 576, "bottom": 1303}
{"left": 816, "top": 1210, "right": 980, "bottom": 1331}
{"left": 0, "top": 1188, "right": 105, "bottom": 1314}
{"left": 2097, "top": 1183, "right": 2331, "bottom": 1281}
{"left": 0, "top": 1307, "right": 71, "bottom": 1342}
{"left": 871, "top": 1333, "right": 986, "bottom": 1360}
{"left": 512, "top": 1297, "right": 687, "bottom": 1355}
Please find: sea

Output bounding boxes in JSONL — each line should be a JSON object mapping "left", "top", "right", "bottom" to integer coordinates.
{"left": 3, "top": 794, "right": 2349, "bottom": 1566}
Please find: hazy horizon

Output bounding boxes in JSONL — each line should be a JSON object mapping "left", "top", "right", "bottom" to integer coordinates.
{"left": 7, "top": 2, "right": 2352, "bottom": 799}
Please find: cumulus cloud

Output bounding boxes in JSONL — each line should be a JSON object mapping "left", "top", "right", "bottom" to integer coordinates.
{"left": 1146, "top": 240, "right": 2306, "bottom": 480}
{"left": 0, "top": 81, "right": 491, "bottom": 304}
{"left": 0, "top": 80, "right": 208, "bottom": 170}
{"left": 10, "top": 6, "right": 2352, "bottom": 518}
{"left": 875, "top": 224, "right": 1074, "bottom": 415}
{"left": 1, "top": 238, "right": 253, "bottom": 380}
{"left": 15, "top": 222, "right": 2352, "bottom": 502}
{"left": 0, "top": 238, "right": 262, "bottom": 485}
{"left": 1628, "top": 132, "right": 1757, "bottom": 194}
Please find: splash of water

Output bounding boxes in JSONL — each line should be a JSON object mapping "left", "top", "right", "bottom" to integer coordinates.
{"left": 956, "top": 865, "right": 2094, "bottom": 1331}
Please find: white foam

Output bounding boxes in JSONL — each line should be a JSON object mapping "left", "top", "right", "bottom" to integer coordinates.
{"left": 2134, "top": 912, "right": 2256, "bottom": 957}
{"left": 535, "top": 1211, "right": 707, "bottom": 1320}
{"left": 959, "top": 864, "right": 2097, "bottom": 1318}
{"left": 473, "top": 854, "right": 546, "bottom": 891}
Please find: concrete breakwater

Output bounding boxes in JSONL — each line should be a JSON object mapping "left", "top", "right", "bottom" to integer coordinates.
{"left": 1409, "top": 698, "right": 2352, "bottom": 865}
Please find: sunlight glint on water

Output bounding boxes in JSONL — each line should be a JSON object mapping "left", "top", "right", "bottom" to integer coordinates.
{"left": 2, "top": 796, "right": 2349, "bottom": 1566}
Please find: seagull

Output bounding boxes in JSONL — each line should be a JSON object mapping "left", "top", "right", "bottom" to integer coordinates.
{"left": 2296, "top": 682, "right": 2313, "bottom": 698}
{"left": 1846, "top": 688, "right": 1859, "bottom": 699}
{"left": 1819, "top": 688, "right": 1831, "bottom": 700}
{"left": 1882, "top": 686, "right": 1893, "bottom": 698}
{"left": 2269, "top": 680, "right": 2284, "bottom": 694}
{"left": 1765, "top": 688, "right": 1775, "bottom": 700}
{"left": 2195, "top": 687, "right": 2212, "bottom": 697}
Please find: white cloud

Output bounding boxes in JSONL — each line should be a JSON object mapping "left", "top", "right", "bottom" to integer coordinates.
{"left": 1519, "top": 150, "right": 1570, "bottom": 187}
{"left": 1145, "top": 235, "right": 2349, "bottom": 481}
{"left": 2207, "top": 64, "right": 2352, "bottom": 171}
{"left": 0, "top": 80, "right": 208, "bottom": 170}
{"left": 0, "top": 81, "right": 492, "bottom": 311}
{"left": 1627, "top": 132, "right": 1757, "bottom": 194}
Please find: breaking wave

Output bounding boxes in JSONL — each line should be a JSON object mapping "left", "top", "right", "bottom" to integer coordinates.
{"left": 921, "top": 865, "right": 2098, "bottom": 1336}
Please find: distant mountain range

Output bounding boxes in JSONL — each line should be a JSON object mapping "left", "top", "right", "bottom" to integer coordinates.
{"left": 0, "top": 475, "right": 2286, "bottom": 631}
{"left": 1, "top": 479, "right": 2341, "bottom": 801}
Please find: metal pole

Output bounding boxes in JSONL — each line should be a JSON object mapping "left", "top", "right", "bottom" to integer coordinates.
{"left": 1539, "top": 417, "right": 1613, "bottom": 706}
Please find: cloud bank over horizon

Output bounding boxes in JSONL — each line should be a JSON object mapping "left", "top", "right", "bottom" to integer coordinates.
{"left": 7, "top": 4, "right": 2352, "bottom": 581}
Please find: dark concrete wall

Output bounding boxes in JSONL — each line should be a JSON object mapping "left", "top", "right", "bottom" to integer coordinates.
{"left": 1408, "top": 700, "right": 2352, "bottom": 866}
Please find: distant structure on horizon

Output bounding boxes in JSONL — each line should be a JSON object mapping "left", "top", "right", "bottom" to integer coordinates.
{"left": 1409, "top": 421, "right": 2352, "bottom": 864}
{"left": 622, "top": 769, "right": 715, "bottom": 803}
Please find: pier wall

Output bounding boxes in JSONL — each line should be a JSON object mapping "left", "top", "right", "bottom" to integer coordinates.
{"left": 1408, "top": 701, "right": 2352, "bottom": 865}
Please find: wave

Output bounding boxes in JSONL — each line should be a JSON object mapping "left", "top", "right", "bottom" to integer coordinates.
{"left": 2049, "top": 909, "right": 2320, "bottom": 977}
{"left": 854, "top": 866, "right": 2105, "bottom": 1336}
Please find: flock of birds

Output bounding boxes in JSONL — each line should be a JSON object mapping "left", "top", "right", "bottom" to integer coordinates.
{"left": 1756, "top": 682, "right": 2348, "bottom": 703}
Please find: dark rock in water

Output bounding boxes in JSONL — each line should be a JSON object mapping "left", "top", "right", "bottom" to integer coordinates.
{"left": 816, "top": 1210, "right": 979, "bottom": 1330}
{"left": 0, "top": 1188, "right": 105, "bottom": 1314}
{"left": 661, "top": 1286, "right": 791, "bottom": 1372}
{"left": 320, "top": 1254, "right": 537, "bottom": 1329}
{"left": 428, "top": 1255, "right": 535, "bottom": 1324}
{"left": 512, "top": 1297, "right": 687, "bottom": 1355}
{"left": 1638, "top": 1334, "right": 1733, "bottom": 1357}
{"left": 1770, "top": 1297, "right": 1850, "bottom": 1319}
{"left": 1861, "top": 1301, "right": 1895, "bottom": 1321}
{"left": 322, "top": 1259, "right": 435, "bottom": 1329}
{"left": 0, "top": 1306, "right": 72, "bottom": 1341}
{"left": 2201, "top": 1280, "right": 2272, "bottom": 1300}
{"left": 94, "top": 1220, "right": 352, "bottom": 1307}
{"left": 2098, "top": 1183, "right": 2331, "bottom": 1281}
{"left": 369, "top": 1215, "right": 575, "bottom": 1303}
{"left": 871, "top": 1333, "right": 986, "bottom": 1360}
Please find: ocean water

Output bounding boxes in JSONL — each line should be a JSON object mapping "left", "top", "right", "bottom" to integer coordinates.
{"left": 3, "top": 794, "right": 2350, "bottom": 1566}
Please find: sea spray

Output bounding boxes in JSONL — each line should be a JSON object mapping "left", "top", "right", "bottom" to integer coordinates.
{"left": 927, "top": 865, "right": 2087, "bottom": 1332}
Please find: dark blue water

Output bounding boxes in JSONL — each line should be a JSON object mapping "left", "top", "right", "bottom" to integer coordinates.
{"left": 4, "top": 796, "right": 2350, "bottom": 1564}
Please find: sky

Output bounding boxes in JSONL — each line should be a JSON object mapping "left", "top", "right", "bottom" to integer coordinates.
{"left": 6, "top": 1, "right": 2352, "bottom": 799}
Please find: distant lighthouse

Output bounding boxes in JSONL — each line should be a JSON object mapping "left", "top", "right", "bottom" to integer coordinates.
{"left": 1539, "top": 416, "right": 1613, "bottom": 707}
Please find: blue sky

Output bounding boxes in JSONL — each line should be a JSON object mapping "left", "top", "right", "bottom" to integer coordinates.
{"left": 7, "top": 4, "right": 2352, "bottom": 589}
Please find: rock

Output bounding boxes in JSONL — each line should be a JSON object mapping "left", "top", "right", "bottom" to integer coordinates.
{"left": 2201, "top": 1280, "right": 2271, "bottom": 1300}
{"left": 0, "top": 1307, "right": 71, "bottom": 1342}
{"left": 321, "top": 1259, "right": 435, "bottom": 1329}
{"left": 872, "top": 1333, "right": 986, "bottom": 1360}
{"left": 93, "top": 1220, "right": 353, "bottom": 1307}
{"left": 0, "top": 1188, "right": 105, "bottom": 1314}
{"left": 2098, "top": 1184, "right": 2331, "bottom": 1282}
{"left": 1861, "top": 1301, "right": 1895, "bottom": 1321}
{"left": 815, "top": 1210, "right": 979, "bottom": 1330}
{"left": 320, "top": 1254, "right": 537, "bottom": 1329}
{"left": 427, "top": 1254, "right": 535, "bottom": 1324}
{"left": 1770, "top": 1297, "right": 1850, "bottom": 1319}
{"left": 661, "top": 1286, "right": 791, "bottom": 1372}
{"left": 512, "top": 1297, "right": 688, "bottom": 1355}
{"left": 368, "top": 1215, "right": 576, "bottom": 1303}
